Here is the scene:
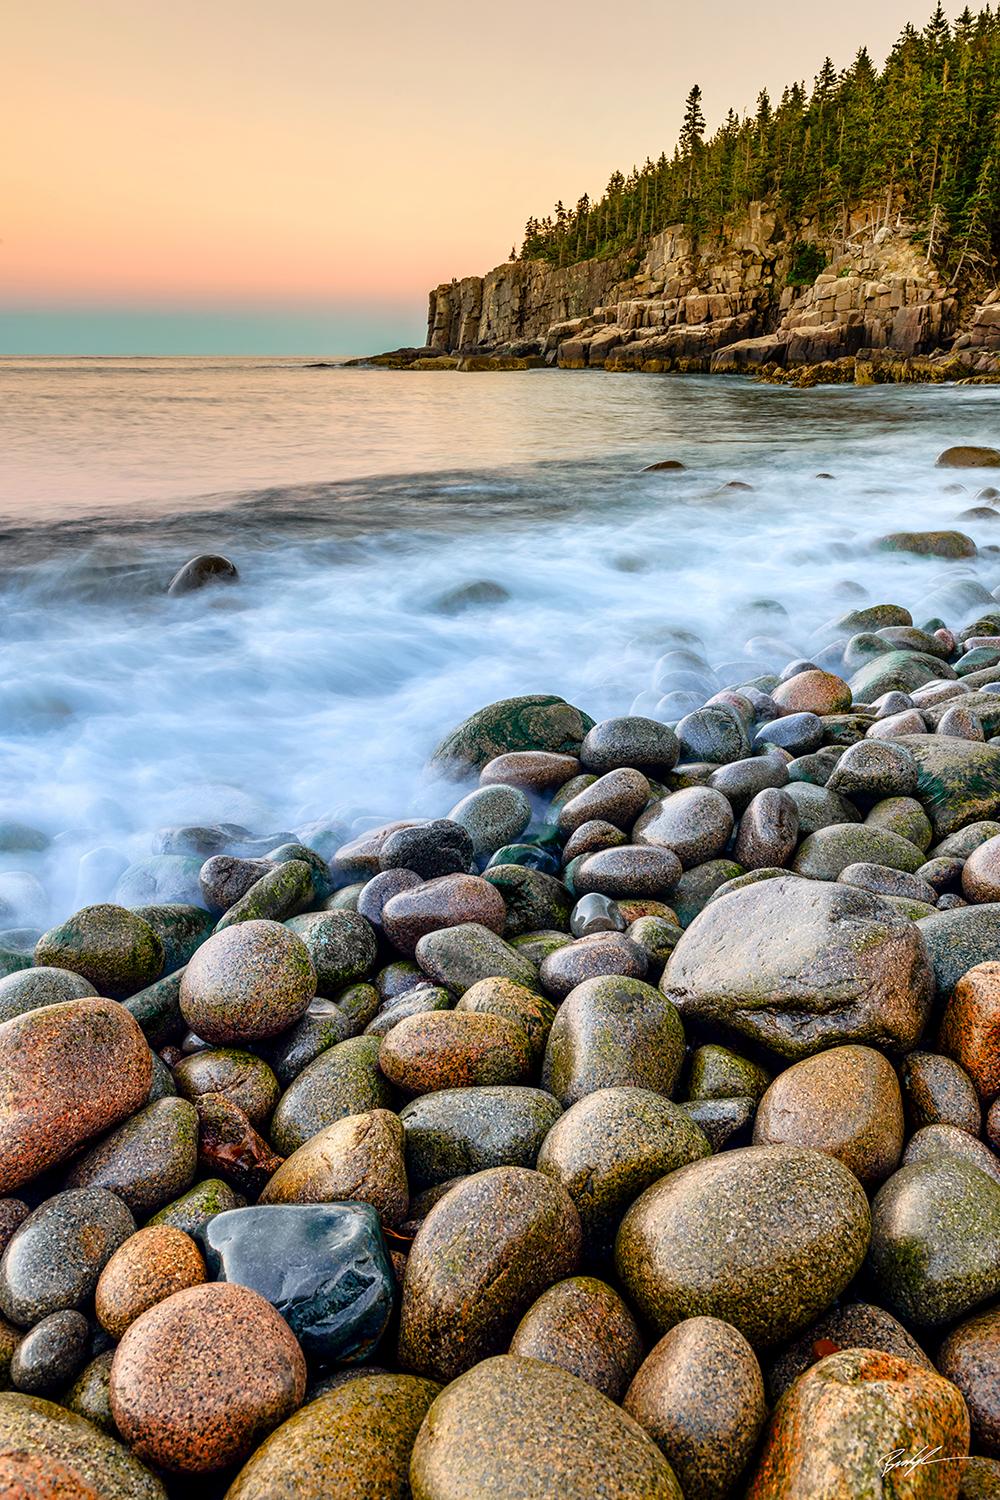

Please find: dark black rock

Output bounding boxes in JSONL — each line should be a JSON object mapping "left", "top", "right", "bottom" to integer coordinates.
{"left": 754, "top": 713, "right": 824, "bottom": 756}
{"left": 167, "top": 554, "right": 240, "bottom": 595}
{"left": 0, "top": 1189, "right": 136, "bottom": 1326}
{"left": 197, "top": 1202, "right": 394, "bottom": 1362}
{"left": 10, "top": 1309, "right": 90, "bottom": 1394}
{"left": 378, "top": 820, "right": 474, "bottom": 880}
{"left": 679, "top": 1096, "right": 757, "bottom": 1151}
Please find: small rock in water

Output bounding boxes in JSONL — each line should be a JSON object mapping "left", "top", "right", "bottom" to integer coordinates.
{"left": 167, "top": 553, "right": 240, "bottom": 595}
{"left": 570, "top": 892, "right": 625, "bottom": 936}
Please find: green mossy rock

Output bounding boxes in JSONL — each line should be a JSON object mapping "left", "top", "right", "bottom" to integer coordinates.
{"left": 541, "top": 975, "right": 685, "bottom": 1108}
{"left": 792, "top": 824, "right": 925, "bottom": 880}
{"left": 414, "top": 922, "right": 540, "bottom": 996}
{"left": 121, "top": 968, "right": 185, "bottom": 1048}
{"left": 214, "top": 860, "right": 314, "bottom": 930}
{"left": 400, "top": 1086, "right": 562, "bottom": 1191}
{"left": 430, "top": 696, "right": 596, "bottom": 780}
{"left": 671, "top": 859, "right": 745, "bottom": 928}
{"left": 35, "top": 905, "right": 164, "bottom": 1000}
{"left": 0, "top": 1391, "right": 164, "bottom": 1499}
{"left": 148, "top": 1177, "right": 240, "bottom": 1237}
{"left": 481, "top": 865, "right": 572, "bottom": 937}
{"left": 269, "top": 1035, "right": 399, "bottom": 1156}
{"left": 917, "top": 903, "right": 1000, "bottom": 997}
{"left": 284, "top": 910, "right": 378, "bottom": 995}
{"left": 847, "top": 651, "right": 949, "bottom": 703}
{"left": 129, "top": 903, "right": 214, "bottom": 973}
{"left": 906, "top": 734, "right": 1000, "bottom": 839}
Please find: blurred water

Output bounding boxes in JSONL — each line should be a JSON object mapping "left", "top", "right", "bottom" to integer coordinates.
{"left": 2, "top": 356, "right": 1000, "bottom": 923}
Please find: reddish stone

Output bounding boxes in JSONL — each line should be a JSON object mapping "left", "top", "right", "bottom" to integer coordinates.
{"left": 938, "top": 1306, "right": 1000, "bottom": 1456}
{"left": 939, "top": 962, "right": 1000, "bottom": 1105}
{"left": 380, "top": 875, "right": 506, "bottom": 958}
{"left": 110, "top": 1282, "right": 306, "bottom": 1473}
{"left": 96, "top": 1226, "right": 206, "bottom": 1340}
{"left": 378, "top": 1011, "right": 531, "bottom": 1095}
{"left": 771, "top": 671, "right": 852, "bottom": 717}
{"left": 480, "top": 751, "right": 581, "bottom": 793}
{"left": 193, "top": 1096, "right": 283, "bottom": 1198}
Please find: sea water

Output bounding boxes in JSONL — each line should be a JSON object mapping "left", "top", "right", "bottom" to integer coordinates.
{"left": 2, "top": 355, "right": 1000, "bottom": 922}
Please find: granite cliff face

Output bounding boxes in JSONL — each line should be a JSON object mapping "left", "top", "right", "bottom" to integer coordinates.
{"left": 417, "top": 201, "right": 1000, "bottom": 381}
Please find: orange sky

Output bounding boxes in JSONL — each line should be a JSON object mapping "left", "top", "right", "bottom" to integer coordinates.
{"left": 1, "top": 0, "right": 970, "bottom": 346}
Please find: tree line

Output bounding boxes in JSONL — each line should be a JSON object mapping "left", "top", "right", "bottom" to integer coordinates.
{"left": 516, "top": 5, "right": 1000, "bottom": 279}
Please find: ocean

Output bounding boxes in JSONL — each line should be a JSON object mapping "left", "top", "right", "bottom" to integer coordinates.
{"left": 2, "top": 354, "right": 1000, "bottom": 923}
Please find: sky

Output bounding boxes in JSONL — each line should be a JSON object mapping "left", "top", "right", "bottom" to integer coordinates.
{"left": 2, "top": 0, "right": 970, "bottom": 355}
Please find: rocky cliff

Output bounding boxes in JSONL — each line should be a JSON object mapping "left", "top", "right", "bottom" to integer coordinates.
{"left": 414, "top": 201, "right": 1000, "bottom": 382}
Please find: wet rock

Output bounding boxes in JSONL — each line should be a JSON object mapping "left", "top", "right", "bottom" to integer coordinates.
{"left": 260, "top": 1108, "right": 408, "bottom": 1224}
{"left": 147, "top": 1178, "right": 240, "bottom": 1239}
{"left": 542, "top": 974, "right": 684, "bottom": 1107}
{"left": 357, "top": 868, "right": 425, "bottom": 933}
{"left": 364, "top": 985, "right": 452, "bottom": 1038}
{"left": 792, "top": 823, "right": 925, "bottom": 879}
{"left": 0, "top": 998, "right": 153, "bottom": 1194}
{"left": 767, "top": 1300, "right": 934, "bottom": 1399}
{"left": 867, "top": 707, "right": 930, "bottom": 738}
{"left": 687, "top": 1044, "right": 770, "bottom": 1102}
{"left": 35, "top": 904, "right": 163, "bottom": 999}
{"left": 380, "top": 874, "right": 506, "bottom": 957}
{"left": 173, "top": 1048, "right": 279, "bottom": 1125}
{"left": 732, "top": 788, "right": 798, "bottom": 870}
{"left": 903, "top": 1122, "right": 1000, "bottom": 1185}
{"left": 901, "top": 1050, "right": 981, "bottom": 1133}
{"left": 455, "top": 975, "right": 554, "bottom": 1064}
{"left": 838, "top": 861, "right": 937, "bottom": 904}
{"left": 940, "top": 703, "right": 986, "bottom": 740}
{"left": 130, "top": 903, "right": 214, "bottom": 973}
{"left": 212, "top": 859, "right": 315, "bottom": 929}
{"left": 557, "top": 769, "right": 651, "bottom": 835}
{"left": 447, "top": 785, "right": 532, "bottom": 856}
{"left": 662, "top": 876, "right": 933, "bottom": 1059}
{"left": 537, "top": 1088, "right": 709, "bottom": 1269}
{"left": 194, "top": 1095, "right": 283, "bottom": 1199}
{"left": 676, "top": 706, "right": 750, "bottom": 766}
{"left": 864, "top": 796, "right": 935, "bottom": 851}
{"left": 706, "top": 755, "right": 789, "bottom": 817}
{"left": 430, "top": 695, "right": 595, "bottom": 780}
{"left": 868, "top": 1154, "right": 1000, "bottom": 1327}
{"left": 113, "top": 855, "right": 206, "bottom": 910}
{"left": 626, "top": 916, "right": 683, "bottom": 978}
{"left": 919, "top": 905, "right": 1000, "bottom": 999}
{"left": 0, "top": 1390, "right": 165, "bottom": 1499}
{"left": 937, "top": 446, "right": 1000, "bottom": 468}
{"left": 935, "top": 821, "right": 1000, "bottom": 859}
{"left": 772, "top": 670, "right": 852, "bottom": 717}
{"left": 849, "top": 650, "right": 950, "bottom": 703}
{"left": 224, "top": 1371, "right": 441, "bottom": 1500}
{"left": 167, "top": 553, "right": 239, "bottom": 594}
{"left": 745, "top": 1348, "right": 969, "bottom": 1500}
{"left": 624, "top": 1316, "right": 766, "bottom": 1500}
{"left": 64, "top": 1349, "right": 117, "bottom": 1434}
{"left": 199, "top": 1201, "right": 393, "bottom": 1363}
{"left": 480, "top": 750, "right": 581, "bottom": 794}
{"left": 400, "top": 1086, "right": 560, "bottom": 1192}
{"left": 95, "top": 1225, "right": 206, "bottom": 1339}
{"left": 409, "top": 1354, "right": 682, "bottom": 1499}
{"left": 10, "top": 1308, "right": 90, "bottom": 1394}
{"left": 963, "top": 834, "right": 1000, "bottom": 902}
{"left": 562, "top": 820, "right": 628, "bottom": 864}
{"left": 580, "top": 717, "right": 680, "bottom": 777}
{"left": 200, "top": 855, "right": 274, "bottom": 915}
{"left": 509, "top": 1276, "right": 644, "bottom": 1401}
{"left": 179, "top": 919, "right": 315, "bottom": 1044}
{"left": 938, "top": 1305, "right": 1000, "bottom": 1458}
{"left": 0, "top": 965, "right": 97, "bottom": 1025}
{"left": 616, "top": 1145, "right": 870, "bottom": 1349}
{"left": 270, "top": 1035, "right": 398, "bottom": 1156}
{"left": 379, "top": 1010, "right": 532, "bottom": 1095}
{"left": 753, "top": 1045, "right": 904, "bottom": 1188}
{"left": 633, "top": 788, "right": 734, "bottom": 869}
{"left": 268, "top": 998, "right": 358, "bottom": 1084}
{"left": 109, "top": 1280, "right": 306, "bottom": 1473}
{"left": 827, "top": 738, "right": 918, "bottom": 798}
{"left": 415, "top": 921, "right": 539, "bottom": 995}
{"left": 670, "top": 859, "right": 745, "bottom": 927}
{"left": 906, "top": 734, "right": 1000, "bottom": 839}
{"left": 285, "top": 909, "right": 377, "bottom": 995}
{"left": 939, "top": 962, "right": 1000, "bottom": 1105}
{"left": 0, "top": 1188, "right": 136, "bottom": 1326}
{"left": 332, "top": 821, "right": 423, "bottom": 885}
{"left": 571, "top": 892, "right": 625, "bottom": 937}
{"left": 397, "top": 1167, "right": 581, "bottom": 1383}
{"left": 487, "top": 841, "right": 561, "bottom": 874}
{"left": 64, "top": 1097, "right": 199, "bottom": 1216}
{"left": 572, "top": 846, "right": 682, "bottom": 900}
{"left": 755, "top": 713, "right": 826, "bottom": 758}
{"left": 480, "top": 865, "right": 570, "bottom": 940}
{"left": 782, "top": 780, "right": 860, "bottom": 835}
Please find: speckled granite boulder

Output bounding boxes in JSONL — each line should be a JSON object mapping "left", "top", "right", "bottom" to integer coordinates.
{"left": 745, "top": 1348, "right": 969, "bottom": 1500}
{"left": 110, "top": 1281, "right": 306, "bottom": 1473}
{"left": 35, "top": 904, "right": 164, "bottom": 999}
{"left": 541, "top": 975, "right": 685, "bottom": 1107}
{"left": 95, "top": 1225, "right": 206, "bottom": 1339}
{"left": 409, "top": 1355, "right": 682, "bottom": 1499}
{"left": 919, "top": 905, "right": 1000, "bottom": 998}
{"left": 938, "top": 1305, "right": 1000, "bottom": 1458}
{"left": 283, "top": 909, "right": 377, "bottom": 993}
{"left": 753, "top": 1045, "right": 904, "bottom": 1188}
{"left": 455, "top": 977, "right": 555, "bottom": 1065}
{"left": 939, "top": 962, "right": 1000, "bottom": 1105}
{"left": 536, "top": 1088, "right": 711, "bottom": 1269}
{"left": 64, "top": 1350, "right": 116, "bottom": 1434}
{"left": 509, "top": 1277, "right": 644, "bottom": 1401}
{"left": 213, "top": 859, "right": 314, "bottom": 929}
{"left": 9, "top": 1308, "right": 90, "bottom": 1395}
{"left": 766, "top": 1300, "right": 934, "bottom": 1400}
{"left": 225, "top": 1372, "right": 441, "bottom": 1500}
{"left": 900, "top": 1051, "right": 981, "bottom": 1134}
{"left": 0, "top": 998, "right": 153, "bottom": 1193}
{"left": 902, "top": 1123, "right": 1000, "bottom": 1185}
{"left": 148, "top": 1178, "right": 240, "bottom": 1238}
{"left": 270, "top": 1035, "right": 398, "bottom": 1156}
{"left": 615, "top": 1145, "right": 870, "bottom": 1349}
{"left": 429, "top": 695, "right": 595, "bottom": 780}
{"left": 380, "top": 875, "right": 506, "bottom": 957}
{"left": 481, "top": 865, "right": 572, "bottom": 937}
{"left": 624, "top": 1317, "right": 766, "bottom": 1500}
{"left": 539, "top": 932, "right": 649, "bottom": 998}
{"left": 792, "top": 823, "right": 925, "bottom": 879}
{"left": 572, "top": 846, "right": 682, "bottom": 900}
{"left": 687, "top": 1044, "right": 770, "bottom": 1103}
{"left": 130, "top": 903, "right": 215, "bottom": 974}
{"left": 633, "top": 788, "right": 735, "bottom": 869}
{"left": 670, "top": 859, "right": 745, "bottom": 927}
{"left": 173, "top": 1048, "right": 279, "bottom": 1125}
{"left": 379, "top": 1010, "right": 532, "bottom": 1095}
{"left": 400, "top": 1087, "right": 561, "bottom": 1191}
{"left": 580, "top": 717, "right": 680, "bottom": 778}
{"left": 260, "top": 1109, "right": 409, "bottom": 1226}
{"left": 180, "top": 919, "right": 315, "bottom": 1045}
{"left": 414, "top": 922, "right": 540, "bottom": 995}
{"left": 64, "top": 1097, "right": 199, "bottom": 1215}
{"left": 868, "top": 1155, "right": 1000, "bottom": 1327}
{"left": 1, "top": 1188, "right": 136, "bottom": 1326}
{"left": 0, "top": 1391, "right": 165, "bottom": 1499}
{"left": 397, "top": 1167, "right": 581, "bottom": 1383}
{"left": 0, "top": 965, "right": 97, "bottom": 1024}
{"left": 662, "top": 876, "right": 933, "bottom": 1060}
{"left": 905, "top": 734, "right": 1000, "bottom": 839}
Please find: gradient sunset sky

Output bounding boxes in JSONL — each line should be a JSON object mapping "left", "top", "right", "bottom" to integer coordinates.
{"left": 3, "top": 0, "right": 967, "bottom": 354}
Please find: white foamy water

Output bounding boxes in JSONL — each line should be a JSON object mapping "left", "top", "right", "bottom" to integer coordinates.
{"left": 2, "top": 355, "right": 1000, "bottom": 924}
